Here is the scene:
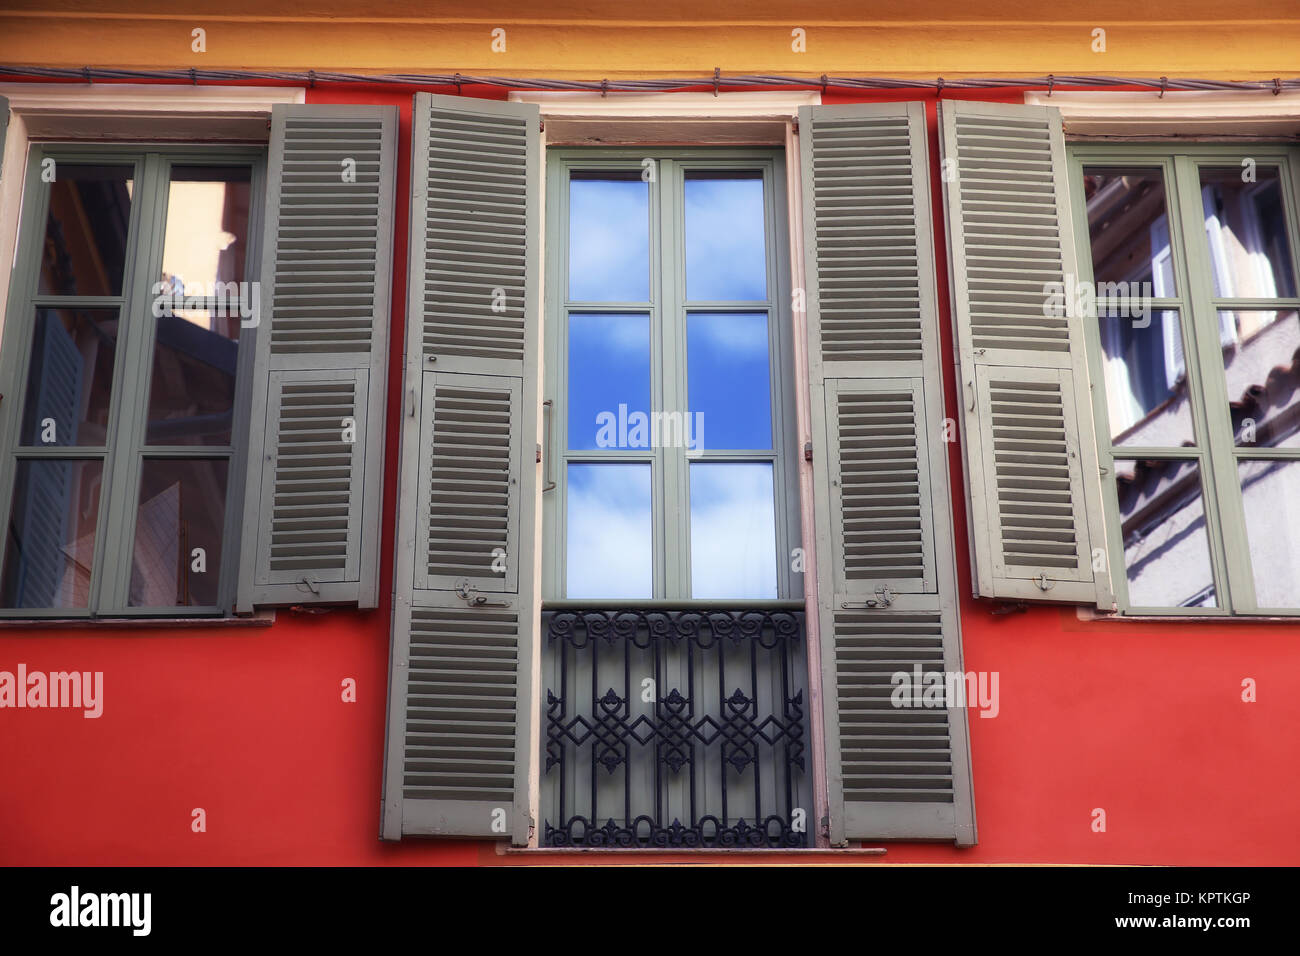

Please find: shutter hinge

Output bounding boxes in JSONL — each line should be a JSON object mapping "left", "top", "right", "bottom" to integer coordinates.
{"left": 819, "top": 814, "right": 829, "bottom": 837}
{"left": 803, "top": 440, "right": 813, "bottom": 462}
{"left": 454, "top": 578, "right": 512, "bottom": 608}
{"left": 791, "top": 116, "right": 799, "bottom": 134}
{"left": 539, "top": 118, "right": 545, "bottom": 133}
{"left": 536, "top": 442, "right": 542, "bottom": 464}
{"left": 1034, "top": 572, "right": 1055, "bottom": 592}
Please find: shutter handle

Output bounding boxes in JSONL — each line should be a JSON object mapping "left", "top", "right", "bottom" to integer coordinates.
{"left": 966, "top": 381, "right": 975, "bottom": 412}
{"left": 542, "top": 399, "right": 557, "bottom": 492}
{"left": 407, "top": 387, "right": 417, "bottom": 418}
{"left": 454, "top": 578, "right": 512, "bottom": 608}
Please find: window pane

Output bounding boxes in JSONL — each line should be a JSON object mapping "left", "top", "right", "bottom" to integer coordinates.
{"left": 161, "top": 166, "right": 252, "bottom": 293}
{"left": 684, "top": 172, "right": 766, "bottom": 301}
{"left": 1218, "top": 309, "right": 1300, "bottom": 447}
{"left": 1115, "top": 458, "right": 1216, "bottom": 608}
{"left": 566, "top": 463, "right": 652, "bottom": 598}
{"left": 1096, "top": 309, "right": 1193, "bottom": 446}
{"left": 18, "top": 308, "right": 118, "bottom": 447}
{"left": 38, "top": 164, "right": 134, "bottom": 298}
{"left": 569, "top": 173, "right": 649, "bottom": 302}
{"left": 1199, "top": 165, "right": 1296, "bottom": 299}
{"left": 1238, "top": 458, "right": 1300, "bottom": 607}
{"left": 567, "top": 313, "right": 650, "bottom": 450}
{"left": 1082, "top": 166, "right": 1173, "bottom": 295}
{"left": 1, "top": 459, "right": 103, "bottom": 609}
{"left": 144, "top": 308, "right": 242, "bottom": 445}
{"left": 687, "top": 312, "right": 771, "bottom": 450}
{"left": 689, "top": 462, "right": 776, "bottom": 599}
{"left": 129, "top": 458, "right": 229, "bottom": 607}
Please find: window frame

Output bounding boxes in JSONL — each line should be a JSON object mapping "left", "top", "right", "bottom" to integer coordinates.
{"left": 0, "top": 142, "right": 267, "bottom": 618}
{"left": 1068, "top": 141, "right": 1300, "bottom": 616}
{"left": 541, "top": 146, "right": 803, "bottom": 603}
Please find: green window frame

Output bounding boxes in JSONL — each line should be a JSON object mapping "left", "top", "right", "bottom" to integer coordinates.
{"left": 0, "top": 144, "right": 266, "bottom": 618}
{"left": 1068, "top": 142, "right": 1300, "bottom": 615}
{"left": 541, "top": 148, "right": 802, "bottom": 601}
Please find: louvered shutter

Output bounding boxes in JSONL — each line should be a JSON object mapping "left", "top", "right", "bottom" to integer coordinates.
{"left": 938, "top": 101, "right": 1112, "bottom": 607}
{"left": 801, "top": 102, "right": 976, "bottom": 846}
{"left": 381, "top": 94, "right": 539, "bottom": 843}
{"left": 237, "top": 104, "right": 397, "bottom": 610}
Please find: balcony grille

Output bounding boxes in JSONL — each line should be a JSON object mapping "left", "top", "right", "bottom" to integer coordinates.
{"left": 542, "top": 607, "right": 810, "bottom": 849}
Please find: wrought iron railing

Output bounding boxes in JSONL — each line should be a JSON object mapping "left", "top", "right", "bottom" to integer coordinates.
{"left": 542, "top": 606, "right": 811, "bottom": 848}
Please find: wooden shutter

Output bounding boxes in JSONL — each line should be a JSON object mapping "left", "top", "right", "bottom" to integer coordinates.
{"left": 938, "top": 100, "right": 1112, "bottom": 607}
{"left": 381, "top": 94, "right": 540, "bottom": 843}
{"left": 801, "top": 102, "right": 976, "bottom": 846}
{"left": 237, "top": 104, "right": 397, "bottom": 610}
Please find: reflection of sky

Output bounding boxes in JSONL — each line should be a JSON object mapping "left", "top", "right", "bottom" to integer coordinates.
{"left": 687, "top": 312, "right": 771, "bottom": 449}
{"left": 569, "top": 179, "right": 649, "bottom": 302}
{"left": 685, "top": 176, "right": 767, "bottom": 301}
{"left": 566, "top": 463, "right": 653, "bottom": 598}
{"left": 568, "top": 313, "right": 650, "bottom": 449}
{"left": 690, "top": 462, "right": 776, "bottom": 598}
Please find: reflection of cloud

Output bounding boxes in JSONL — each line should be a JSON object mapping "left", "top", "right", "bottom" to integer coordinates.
{"left": 685, "top": 178, "right": 767, "bottom": 301}
{"left": 566, "top": 464, "right": 653, "bottom": 598}
{"left": 569, "top": 181, "right": 649, "bottom": 302}
{"left": 689, "top": 312, "right": 769, "bottom": 360}
{"left": 690, "top": 463, "right": 776, "bottom": 598}
{"left": 570, "top": 312, "right": 647, "bottom": 357}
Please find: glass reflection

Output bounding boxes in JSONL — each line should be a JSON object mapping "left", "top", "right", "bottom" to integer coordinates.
{"left": 569, "top": 173, "right": 650, "bottom": 302}
{"left": 1219, "top": 309, "right": 1300, "bottom": 447}
{"left": 1238, "top": 459, "right": 1300, "bottom": 607}
{"left": 1096, "top": 310, "right": 1193, "bottom": 446}
{"left": 1199, "top": 166, "right": 1296, "bottom": 299}
{"left": 689, "top": 462, "right": 776, "bottom": 598}
{"left": 1082, "top": 167, "right": 1173, "bottom": 294}
{"left": 687, "top": 312, "right": 771, "bottom": 450}
{"left": 19, "top": 309, "right": 118, "bottom": 447}
{"left": 129, "top": 458, "right": 228, "bottom": 607}
{"left": 0, "top": 459, "right": 103, "bottom": 609}
{"left": 566, "top": 463, "right": 652, "bottom": 598}
{"left": 684, "top": 172, "right": 767, "bottom": 301}
{"left": 567, "top": 313, "right": 651, "bottom": 450}
{"left": 39, "top": 165, "right": 133, "bottom": 297}
{"left": 1114, "top": 458, "right": 1216, "bottom": 608}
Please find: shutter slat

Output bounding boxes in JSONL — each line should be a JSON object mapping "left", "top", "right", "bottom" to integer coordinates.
{"left": 237, "top": 104, "right": 396, "bottom": 610}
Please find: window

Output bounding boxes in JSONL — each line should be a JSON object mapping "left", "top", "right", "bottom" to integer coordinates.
{"left": 542, "top": 150, "right": 800, "bottom": 601}
{"left": 1070, "top": 145, "right": 1300, "bottom": 613}
{"left": 0, "top": 147, "right": 264, "bottom": 616}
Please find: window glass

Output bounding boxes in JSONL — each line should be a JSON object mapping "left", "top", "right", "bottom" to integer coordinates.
{"left": 0, "top": 459, "right": 103, "bottom": 609}
{"left": 686, "top": 312, "right": 772, "bottom": 451}
{"left": 18, "top": 308, "right": 119, "bottom": 447}
{"left": 129, "top": 458, "right": 229, "bottom": 607}
{"left": 569, "top": 173, "right": 650, "bottom": 302}
{"left": 1198, "top": 165, "right": 1296, "bottom": 299}
{"left": 689, "top": 462, "right": 777, "bottom": 599}
{"left": 1081, "top": 167, "right": 1173, "bottom": 295}
{"left": 684, "top": 172, "right": 767, "bottom": 301}
{"left": 567, "top": 313, "right": 651, "bottom": 450}
{"left": 1095, "top": 309, "right": 1193, "bottom": 447}
{"left": 566, "top": 463, "right": 653, "bottom": 598}
{"left": 38, "top": 164, "right": 134, "bottom": 297}
{"left": 1114, "top": 458, "right": 1216, "bottom": 608}
{"left": 1238, "top": 458, "right": 1300, "bottom": 607}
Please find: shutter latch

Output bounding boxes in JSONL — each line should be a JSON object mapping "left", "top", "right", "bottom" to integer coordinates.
{"left": 454, "top": 578, "right": 512, "bottom": 608}
{"left": 841, "top": 585, "right": 893, "bottom": 609}
{"left": 1034, "top": 572, "right": 1055, "bottom": 592}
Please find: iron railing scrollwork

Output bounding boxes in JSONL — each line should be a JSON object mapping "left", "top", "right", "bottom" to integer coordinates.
{"left": 542, "top": 607, "right": 810, "bottom": 849}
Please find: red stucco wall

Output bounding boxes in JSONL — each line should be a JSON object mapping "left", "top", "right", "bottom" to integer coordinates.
{"left": 1, "top": 84, "right": 1296, "bottom": 866}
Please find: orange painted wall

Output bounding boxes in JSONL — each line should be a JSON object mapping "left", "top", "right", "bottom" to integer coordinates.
{"left": 1, "top": 9, "right": 1299, "bottom": 866}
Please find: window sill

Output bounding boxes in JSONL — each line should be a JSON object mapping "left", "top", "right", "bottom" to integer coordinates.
{"left": 0, "top": 610, "right": 276, "bottom": 630}
{"left": 1076, "top": 606, "right": 1300, "bottom": 624}
{"left": 501, "top": 845, "right": 887, "bottom": 858}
